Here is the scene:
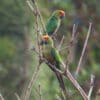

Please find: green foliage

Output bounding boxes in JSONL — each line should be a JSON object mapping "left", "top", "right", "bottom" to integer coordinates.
{"left": 0, "top": 36, "right": 16, "bottom": 61}
{"left": 0, "top": 0, "right": 99, "bottom": 100}
{"left": 0, "top": 36, "right": 16, "bottom": 79}
{"left": 0, "top": 0, "right": 33, "bottom": 100}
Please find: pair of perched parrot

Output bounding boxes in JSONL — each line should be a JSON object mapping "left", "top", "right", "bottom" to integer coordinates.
{"left": 40, "top": 10, "right": 66, "bottom": 95}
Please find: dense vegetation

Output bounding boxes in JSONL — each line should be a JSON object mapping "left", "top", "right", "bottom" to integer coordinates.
{"left": 0, "top": 0, "right": 99, "bottom": 100}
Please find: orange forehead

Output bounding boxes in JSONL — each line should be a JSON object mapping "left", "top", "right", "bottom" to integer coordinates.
{"left": 42, "top": 35, "right": 49, "bottom": 40}
{"left": 59, "top": 10, "right": 65, "bottom": 16}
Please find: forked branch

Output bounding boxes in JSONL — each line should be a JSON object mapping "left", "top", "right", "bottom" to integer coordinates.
{"left": 42, "top": 58, "right": 88, "bottom": 100}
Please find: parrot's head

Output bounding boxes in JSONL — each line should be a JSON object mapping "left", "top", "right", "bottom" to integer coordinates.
{"left": 40, "top": 34, "right": 53, "bottom": 46}
{"left": 53, "top": 10, "right": 65, "bottom": 19}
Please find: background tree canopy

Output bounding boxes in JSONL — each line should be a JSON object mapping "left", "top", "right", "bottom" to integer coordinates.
{"left": 0, "top": 0, "right": 99, "bottom": 100}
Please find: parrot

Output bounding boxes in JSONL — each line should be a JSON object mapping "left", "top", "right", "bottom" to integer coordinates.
{"left": 43, "top": 10, "right": 65, "bottom": 36}
{"left": 40, "top": 34, "right": 67, "bottom": 95}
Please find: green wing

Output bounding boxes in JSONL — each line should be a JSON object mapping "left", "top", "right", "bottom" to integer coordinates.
{"left": 46, "top": 16, "right": 58, "bottom": 35}
{"left": 51, "top": 47, "right": 61, "bottom": 68}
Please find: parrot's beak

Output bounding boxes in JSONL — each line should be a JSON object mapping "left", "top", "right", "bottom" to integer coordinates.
{"left": 40, "top": 39, "right": 47, "bottom": 45}
{"left": 60, "top": 15, "right": 65, "bottom": 19}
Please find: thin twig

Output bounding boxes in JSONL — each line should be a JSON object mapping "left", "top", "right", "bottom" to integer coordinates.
{"left": 26, "top": 0, "right": 36, "bottom": 16}
{"left": 31, "top": 0, "right": 47, "bottom": 33}
{"left": 58, "top": 45, "right": 70, "bottom": 51}
{"left": 14, "top": 93, "right": 20, "bottom": 100}
{"left": 75, "top": 23, "right": 92, "bottom": 77}
{"left": 38, "top": 84, "right": 42, "bottom": 100}
{"left": 59, "top": 42, "right": 77, "bottom": 51}
{"left": 31, "top": 46, "right": 40, "bottom": 55}
{"left": 56, "top": 95, "right": 62, "bottom": 100}
{"left": 26, "top": 0, "right": 45, "bottom": 37}
{"left": 65, "top": 24, "right": 77, "bottom": 69}
{"left": 32, "top": 84, "right": 42, "bottom": 100}
{"left": 59, "top": 24, "right": 77, "bottom": 52}
{"left": 0, "top": 94, "right": 4, "bottom": 100}
{"left": 65, "top": 69, "right": 88, "bottom": 100}
{"left": 24, "top": 2, "right": 43, "bottom": 99}
{"left": 58, "top": 35, "right": 65, "bottom": 51}
{"left": 24, "top": 62, "right": 41, "bottom": 100}
{"left": 88, "top": 74, "right": 95, "bottom": 100}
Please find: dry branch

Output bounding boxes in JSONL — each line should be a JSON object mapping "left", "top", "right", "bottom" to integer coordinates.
{"left": 23, "top": 1, "right": 44, "bottom": 100}
{"left": 58, "top": 35, "right": 65, "bottom": 51}
{"left": 38, "top": 84, "right": 42, "bottom": 100}
{"left": 75, "top": 23, "right": 92, "bottom": 78}
{"left": 24, "top": 63, "right": 41, "bottom": 100}
{"left": 26, "top": 0, "right": 46, "bottom": 33}
{"left": 15, "top": 93, "right": 21, "bottom": 100}
{"left": 88, "top": 74, "right": 95, "bottom": 100}
{"left": 75, "top": 23, "right": 92, "bottom": 77}
{"left": 0, "top": 94, "right": 4, "bottom": 100}
{"left": 31, "top": 0, "right": 46, "bottom": 33}
{"left": 42, "top": 58, "right": 88, "bottom": 100}
{"left": 35, "top": 12, "right": 42, "bottom": 59}
{"left": 64, "top": 69, "right": 88, "bottom": 100}
{"left": 65, "top": 24, "right": 77, "bottom": 69}
{"left": 26, "top": 0, "right": 36, "bottom": 15}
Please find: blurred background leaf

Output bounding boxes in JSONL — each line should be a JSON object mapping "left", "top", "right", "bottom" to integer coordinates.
{"left": 0, "top": 0, "right": 99, "bottom": 100}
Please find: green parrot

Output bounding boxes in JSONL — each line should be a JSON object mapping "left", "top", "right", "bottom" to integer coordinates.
{"left": 40, "top": 34, "right": 66, "bottom": 95}
{"left": 43, "top": 10, "right": 65, "bottom": 36}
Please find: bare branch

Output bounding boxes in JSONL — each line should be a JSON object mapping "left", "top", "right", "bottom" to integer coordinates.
{"left": 26, "top": 0, "right": 46, "bottom": 35}
{"left": 59, "top": 24, "right": 77, "bottom": 52}
{"left": 58, "top": 35, "right": 65, "bottom": 51}
{"left": 43, "top": 58, "right": 88, "bottom": 100}
{"left": 59, "top": 45, "right": 70, "bottom": 51}
{"left": 23, "top": 1, "right": 43, "bottom": 99}
{"left": 64, "top": 69, "right": 88, "bottom": 100}
{"left": 35, "top": 13, "right": 43, "bottom": 60}
{"left": 88, "top": 74, "right": 95, "bottom": 100}
{"left": 38, "top": 84, "right": 42, "bottom": 100}
{"left": 24, "top": 62, "right": 41, "bottom": 100}
{"left": 26, "top": 0, "right": 36, "bottom": 16}
{"left": 14, "top": 93, "right": 20, "bottom": 100}
{"left": 31, "top": 0, "right": 47, "bottom": 33}
{"left": 26, "top": 0, "right": 42, "bottom": 57}
{"left": 65, "top": 24, "right": 77, "bottom": 69}
{"left": 31, "top": 46, "right": 40, "bottom": 55}
{"left": 56, "top": 95, "right": 62, "bottom": 100}
{"left": 0, "top": 94, "right": 4, "bottom": 100}
{"left": 75, "top": 23, "right": 92, "bottom": 77}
